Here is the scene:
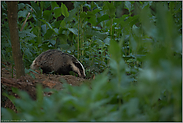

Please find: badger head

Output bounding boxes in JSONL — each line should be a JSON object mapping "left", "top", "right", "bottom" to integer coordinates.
{"left": 70, "top": 60, "right": 86, "bottom": 78}
{"left": 30, "top": 59, "right": 37, "bottom": 70}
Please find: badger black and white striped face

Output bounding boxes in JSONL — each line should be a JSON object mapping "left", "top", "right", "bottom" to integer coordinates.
{"left": 30, "top": 49, "right": 86, "bottom": 78}
{"left": 71, "top": 60, "right": 86, "bottom": 78}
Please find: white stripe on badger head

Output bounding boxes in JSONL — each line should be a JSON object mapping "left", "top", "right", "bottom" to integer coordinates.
{"left": 76, "top": 59, "right": 86, "bottom": 77}
{"left": 71, "top": 62, "right": 82, "bottom": 77}
{"left": 30, "top": 59, "right": 36, "bottom": 70}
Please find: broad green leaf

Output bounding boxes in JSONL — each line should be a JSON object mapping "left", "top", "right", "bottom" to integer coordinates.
{"left": 54, "top": 28, "right": 59, "bottom": 34}
{"left": 61, "top": 3, "right": 69, "bottom": 17}
{"left": 64, "top": 8, "right": 77, "bottom": 22}
{"left": 156, "top": 2, "right": 179, "bottom": 50}
{"left": 43, "top": 10, "right": 52, "bottom": 21}
{"left": 80, "top": 12, "right": 87, "bottom": 18}
{"left": 98, "top": 14, "right": 110, "bottom": 23}
{"left": 41, "top": 24, "right": 47, "bottom": 34}
{"left": 1, "top": 107, "right": 12, "bottom": 122}
{"left": 74, "top": 2, "right": 84, "bottom": 9}
{"left": 125, "top": 1, "right": 131, "bottom": 12}
{"left": 19, "top": 31, "right": 37, "bottom": 39}
{"left": 91, "top": 70, "right": 108, "bottom": 101}
{"left": 104, "top": 37, "right": 110, "bottom": 45}
{"left": 18, "top": 3, "right": 25, "bottom": 10}
{"left": 2, "top": 92, "right": 16, "bottom": 104}
{"left": 109, "top": 39, "right": 121, "bottom": 63}
{"left": 126, "top": 98, "right": 139, "bottom": 116}
{"left": 68, "top": 28, "right": 78, "bottom": 35}
{"left": 36, "top": 84, "right": 43, "bottom": 106}
{"left": 92, "top": 8, "right": 101, "bottom": 14}
{"left": 83, "top": 3, "right": 91, "bottom": 9}
{"left": 103, "top": 2, "right": 116, "bottom": 18}
{"left": 18, "top": 10, "right": 28, "bottom": 18}
{"left": 31, "top": 1, "right": 41, "bottom": 17}
{"left": 109, "top": 59, "right": 118, "bottom": 72}
{"left": 44, "top": 29, "right": 54, "bottom": 39}
{"left": 60, "top": 20, "right": 66, "bottom": 27}
{"left": 40, "top": 19, "right": 53, "bottom": 30}
{"left": 49, "top": 40, "right": 56, "bottom": 45}
{"left": 53, "top": 7, "right": 61, "bottom": 19}
{"left": 40, "top": 19, "right": 58, "bottom": 34}
{"left": 51, "top": 1, "right": 59, "bottom": 10}
{"left": 53, "top": 20, "right": 62, "bottom": 28}
{"left": 139, "top": 5, "right": 157, "bottom": 40}
{"left": 89, "top": 17, "right": 97, "bottom": 25}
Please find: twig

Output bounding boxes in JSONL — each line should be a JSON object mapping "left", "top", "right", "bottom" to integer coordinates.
{"left": 20, "top": 8, "right": 33, "bottom": 31}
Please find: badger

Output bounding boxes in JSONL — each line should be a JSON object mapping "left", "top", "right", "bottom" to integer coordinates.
{"left": 30, "top": 49, "right": 86, "bottom": 78}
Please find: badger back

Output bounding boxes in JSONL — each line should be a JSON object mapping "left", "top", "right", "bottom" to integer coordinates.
{"left": 30, "top": 49, "right": 86, "bottom": 78}
{"left": 30, "top": 49, "right": 60, "bottom": 71}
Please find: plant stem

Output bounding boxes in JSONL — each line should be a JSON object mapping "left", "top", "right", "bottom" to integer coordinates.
{"left": 77, "top": 10, "right": 80, "bottom": 59}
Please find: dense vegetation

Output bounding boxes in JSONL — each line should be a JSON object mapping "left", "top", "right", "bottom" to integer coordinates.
{"left": 1, "top": 1, "right": 182, "bottom": 121}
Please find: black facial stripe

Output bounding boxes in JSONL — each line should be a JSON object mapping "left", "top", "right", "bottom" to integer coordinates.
{"left": 74, "top": 62, "right": 84, "bottom": 73}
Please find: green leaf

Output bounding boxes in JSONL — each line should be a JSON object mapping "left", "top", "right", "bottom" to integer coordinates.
{"left": 85, "top": 29, "right": 108, "bottom": 40}
{"left": 49, "top": 40, "right": 56, "bottom": 45}
{"left": 18, "top": 3, "right": 26, "bottom": 10}
{"left": 109, "top": 39, "right": 121, "bottom": 63}
{"left": 31, "top": 1, "right": 41, "bottom": 17}
{"left": 125, "top": 1, "right": 131, "bottom": 12}
{"left": 98, "top": 14, "right": 110, "bottom": 23}
{"left": 40, "top": 19, "right": 53, "bottom": 30}
{"left": 54, "top": 28, "right": 59, "bottom": 34}
{"left": 60, "top": 20, "right": 66, "bottom": 27}
{"left": 2, "top": 92, "right": 16, "bottom": 104}
{"left": 68, "top": 28, "right": 78, "bottom": 35}
{"left": 126, "top": 98, "right": 139, "bottom": 116}
{"left": 44, "top": 29, "right": 54, "bottom": 39}
{"left": 43, "top": 10, "right": 52, "bottom": 21}
{"left": 40, "top": 19, "right": 58, "bottom": 35}
{"left": 18, "top": 10, "right": 28, "bottom": 18}
{"left": 54, "top": 7, "right": 62, "bottom": 19}
{"left": 53, "top": 20, "right": 62, "bottom": 28}
{"left": 36, "top": 84, "right": 43, "bottom": 106}
{"left": 156, "top": 3, "right": 179, "bottom": 48}
{"left": 139, "top": 5, "right": 157, "bottom": 40}
{"left": 64, "top": 8, "right": 78, "bottom": 22}
{"left": 89, "top": 17, "right": 97, "bottom": 25}
{"left": 80, "top": 12, "right": 87, "bottom": 18}
{"left": 51, "top": 1, "right": 59, "bottom": 10}
{"left": 41, "top": 24, "right": 47, "bottom": 34}
{"left": 40, "top": 1, "right": 45, "bottom": 12}
{"left": 74, "top": 2, "right": 84, "bottom": 9}
{"left": 104, "top": 2, "right": 116, "bottom": 18}
{"left": 61, "top": 3, "right": 69, "bottom": 17}
{"left": 19, "top": 31, "right": 37, "bottom": 39}
{"left": 30, "top": 72, "right": 36, "bottom": 79}
{"left": 91, "top": 70, "right": 108, "bottom": 101}
{"left": 1, "top": 108, "right": 13, "bottom": 120}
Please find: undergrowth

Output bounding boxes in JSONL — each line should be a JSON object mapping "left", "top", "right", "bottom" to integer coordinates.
{"left": 1, "top": 1, "right": 182, "bottom": 121}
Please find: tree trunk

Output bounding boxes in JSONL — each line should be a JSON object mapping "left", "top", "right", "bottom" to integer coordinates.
{"left": 7, "top": 1, "right": 25, "bottom": 78}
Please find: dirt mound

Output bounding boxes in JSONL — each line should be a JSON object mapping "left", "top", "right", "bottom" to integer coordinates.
{"left": 1, "top": 63, "right": 92, "bottom": 111}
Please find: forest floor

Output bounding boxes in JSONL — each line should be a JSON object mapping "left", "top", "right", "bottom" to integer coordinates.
{"left": 1, "top": 62, "right": 91, "bottom": 112}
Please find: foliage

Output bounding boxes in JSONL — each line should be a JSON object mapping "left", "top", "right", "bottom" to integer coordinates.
{"left": 1, "top": 1, "right": 182, "bottom": 122}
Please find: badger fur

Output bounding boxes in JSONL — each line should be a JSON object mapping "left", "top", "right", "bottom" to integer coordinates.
{"left": 30, "top": 49, "right": 86, "bottom": 78}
